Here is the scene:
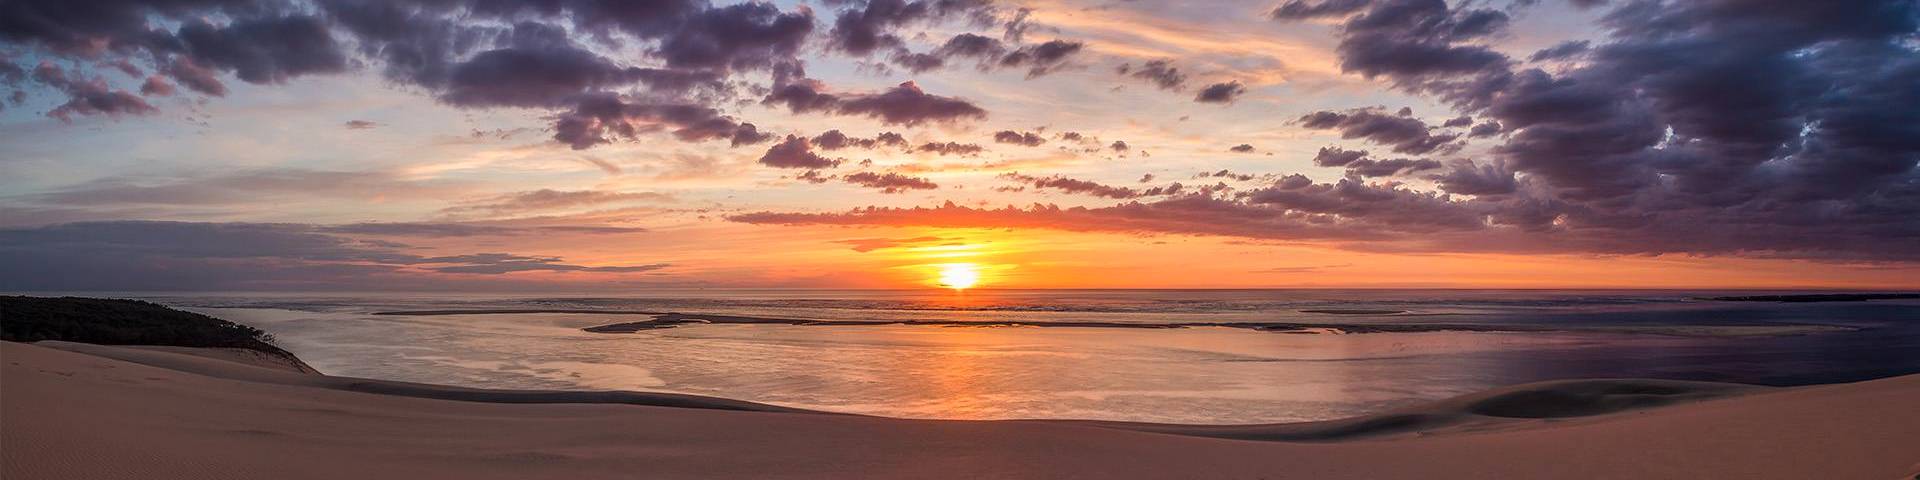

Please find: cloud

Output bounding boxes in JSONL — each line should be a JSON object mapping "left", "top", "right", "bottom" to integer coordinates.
{"left": 436, "top": 30, "right": 723, "bottom": 108}
{"left": 138, "top": 76, "right": 175, "bottom": 96}
{"left": 1426, "top": 159, "right": 1517, "bottom": 196}
{"left": 896, "top": 32, "right": 1085, "bottom": 78}
{"left": 844, "top": 171, "right": 939, "bottom": 193}
{"left": 765, "top": 69, "right": 989, "bottom": 126}
{"left": 175, "top": 14, "right": 349, "bottom": 85}
{"left": 999, "top": 173, "right": 1142, "bottom": 199}
{"left": 834, "top": 81, "right": 990, "bottom": 126}
{"left": 833, "top": 235, "right": 951, "bottom": 252}
{"left": 1257, "top": 263, "right": 1353, "bottom": 273}
{"left": 440, "top": 189, "right": 675, "bottom": 217}
{"left": 812, "top": 130, "right": 909, "bottom": 150}
{"left": 995, "top": 40, "right": 1084, "bottom": 78}
{"left": 1341, "top": 157, "right": 1443, "bottom": 177}
{"left": 1298, "top": 108, "right": 1461, "bottom": 155}
{"left": 0, "top": 221, "right": 666, "bottom": 290}
{"left": 1466, "top": 121, "right": 1501, "bottom": 138}
{"left": 1269, "top": 0, "right": 1372, "bottom": 20}
{"left": 1275, "top": 0, "right": 1516, "bottom": 108}
{"left": 320, "top": 222, "right": 517, "bottom": 237}
{"left": 759, "top": 135, "right": 843, "bottom": 169}
{"left": 551, "top": 94, "right": 770, "bottom": 150}
{"left": 0, "top": 0, "right": 812, "bottom": 152}
{"left": 343, "top": 120, "right": 378, "bottom": 129}
{"left": 994, "top": 130, "right": 1046, "bottom": 146}
{"left": 319, "top": 222, "right": 643, "bottom": 237}
{"left": 1116, "top": 60, "right": 1186, "bottom": 90}
{"left": 1312, "top": 147, "right": 1368, "bottom": 167}
{"left": 29, "top": 63, "right": 156, "bottom": 121}
{"left": 1527, "top": 40, "right": 1591, "bottom": 62}
{"left": 1229, "top": 144, "right": 1256, "bottom": 153}
{"left": 10, "top": 169, "right": 463, "bottom": 208}
{"left": 420, "top": 253, "right": 669, "bottom": 274}
{"left": 732, "top": 159, "right": 1920, "bottom": 261}
{"left": 826, "top": 0, "right": 999, "bottom": 56}
{"left": 1194, "top": 81, "right": 1247, "bottom": 103}
{"left": 650, "top": 2, "right": 814, "bottom": 71}
{"left": 1307, "top": 146, "right": 1435, "bottom": 177}
{"left": 915, "top": 141, "right": 985, "bottom": 156}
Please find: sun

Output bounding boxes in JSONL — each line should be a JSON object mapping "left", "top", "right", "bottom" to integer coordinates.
{"left": 936, "top": 263, "right": 981, "bottom": 290}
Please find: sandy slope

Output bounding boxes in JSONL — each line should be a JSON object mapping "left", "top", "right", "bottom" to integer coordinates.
{"left": 3, "top": 341, "right": 1916, "bottom": 479}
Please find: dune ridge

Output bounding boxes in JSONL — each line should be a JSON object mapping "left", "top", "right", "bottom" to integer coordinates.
{"left": 5, "top": 340, "right": 1919, "bottom": 479}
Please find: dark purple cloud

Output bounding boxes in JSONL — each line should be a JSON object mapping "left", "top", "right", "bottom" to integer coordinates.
{"left": 893, "top": 30, "right": 1085, "bottom": 78}
{"left": 551, "top": 94, "right": 769, "bottom": 150}
{"left": 1269, "top": 0, "right": 1372, "bottom": 19}
{"left": 30, "top": 63, "right": 156, "bottom": 121}
{"left": 759, "top": 135, "right": 843, "bottom": 169}
{"left": 1426, "top": 159, "right": 1516, "bottom": 196}
{"left": 1271, "top": 0, "right": 1919, "bottom": 259}
{"left": 1194, "top": 81, "right": 1247, "bottom": 103}
{"left": 1527, "top": 40, "right": 1591, "bottom": 62}
{"left": 996, "top": 39, "right": 1083, "bottom": 78}
{"left": 161, "top": 58, "right": 226, "bottom": 96}
{"left": 1467, "top": 121, "right": 1501, "bottom": 138}
{"left": 993, "top": 130, "right": 1046, "bottom": 146}
{"left": 1275, "top": 0, "right": 1516, "bottom": 109}
{"left": 844, "top": 171, "right": 940, "bottom": 193}
{"left": 999, "top": 173, "right": 1141, "bottom": 199}
{"left": 1297, "top": 108, "right": 1461, "bottom": 155}
{"left": 1116, "top": 60, "right": 1186, "bottom": 90}
{"left": 437, "top": 40, "right": 722, "bottom": 108}
{"left": 1311, "top": 147, "right": 1369, "bottom": 167}
{"left": 837, "top": 81, "right": 990, "bottom": 125}
{"left": 1341, "top": 158, "right": 1442, "bottom": 177}
{"left": 0, "top": 0, "right": 815, "bottom": 152}
{"left": 812, "top": 130, "right": 909, "bottom": 150}
{"left": 827, "top": 0, "right": 997, "bottom": 56}
{"left": 0, "top": 221, "right": 667, "bottom": 290}
{"left": 767, "top": 73, "right": 989, "bottom": 126}
{"left": 651, "top": 2, "right": 814, "bottom": 71}
{"left": 175, "top": 15, "right": 349, "bottom": 85}
{"left": 934, "top": 33, "right": 1006, "bottom": 59}
{"left": 916, "top": 141, "right": 984, "bottom": 156}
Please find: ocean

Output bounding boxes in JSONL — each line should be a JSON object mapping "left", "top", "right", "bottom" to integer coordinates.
{"left": 76, "top": 289, "right": 1920, "bottom": 424}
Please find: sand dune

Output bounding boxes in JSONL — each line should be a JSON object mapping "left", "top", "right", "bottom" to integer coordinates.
{"left": 4, "top": 341, "right": 1917, "bottom": 479}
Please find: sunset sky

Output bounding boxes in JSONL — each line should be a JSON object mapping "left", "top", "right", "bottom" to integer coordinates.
{"left": 2, "top": 0, "right": 1916, "bottom": 290}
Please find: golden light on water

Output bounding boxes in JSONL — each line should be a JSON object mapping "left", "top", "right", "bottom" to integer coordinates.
{"left": 936, "top": 263, "right": 982, "bottom": 290}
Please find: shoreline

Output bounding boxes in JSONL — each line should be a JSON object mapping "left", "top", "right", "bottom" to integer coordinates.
{"left": 5, "top": 340, "right": 1918, "bottom": 479}
{"left": 374, "top": 308, "right": 1857, "bottom": 337}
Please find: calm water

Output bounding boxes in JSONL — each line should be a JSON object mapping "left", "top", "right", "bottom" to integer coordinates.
{"left": 84, "top": 289, "right": 1920, "bottom": 424}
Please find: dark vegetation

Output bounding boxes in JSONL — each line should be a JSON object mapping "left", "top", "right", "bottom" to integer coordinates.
{"left": 0, "top": 296, "right": 290, "bottom": 355}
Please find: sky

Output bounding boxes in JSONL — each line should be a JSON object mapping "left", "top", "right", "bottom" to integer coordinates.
{"left": 0, "top": 0, "right": 1916, "bottom": 291}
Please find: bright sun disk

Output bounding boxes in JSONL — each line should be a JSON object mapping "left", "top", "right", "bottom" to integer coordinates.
{"left": 936, "top": 263, "right": 981, "bottom": 290}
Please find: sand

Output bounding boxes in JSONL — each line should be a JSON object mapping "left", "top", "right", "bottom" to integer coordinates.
{"left": 4, "top": 340, "right": 1917, "bottom": 479}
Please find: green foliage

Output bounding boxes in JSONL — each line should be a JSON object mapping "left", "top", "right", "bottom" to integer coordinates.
{"left": 0, "top": 296, "right": 288, "bottom": 355}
